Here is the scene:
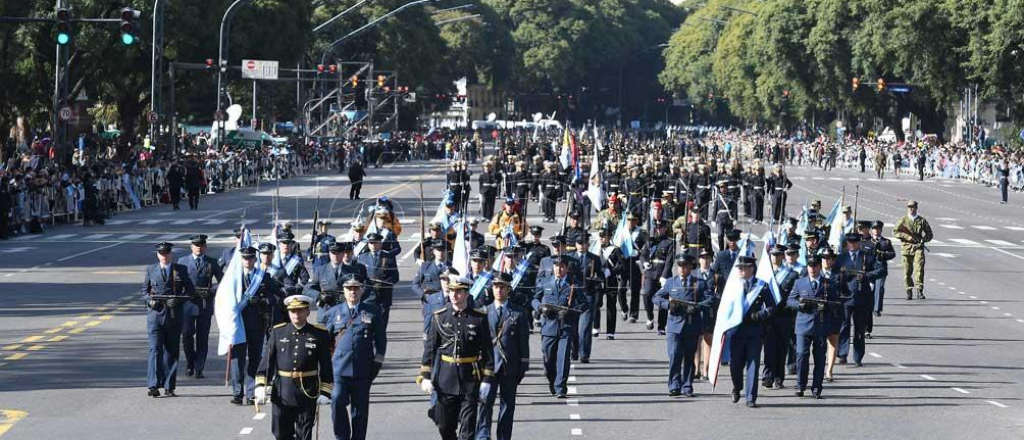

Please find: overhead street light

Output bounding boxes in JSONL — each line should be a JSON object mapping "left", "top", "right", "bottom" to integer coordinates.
{"left": 434, "top": 14, "right": 481, "bottom": 26}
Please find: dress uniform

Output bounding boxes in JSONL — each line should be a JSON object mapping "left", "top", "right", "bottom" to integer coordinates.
{"left": 305, "top": 242, "right": 369, "bottom": 324}
{"left": 420, "top": 277, "right": 495, "bottom": 440}
{"left": 835, "top": 233, "right": 885, "bottom": 366}
{"left": 532, "top": 256, "right": 583, "bottom": 398}
{"left": 766, "top": 167, "right": 793, "bottom": 222}
{"left": 571, "top": 236, "right": 604, "bottom": 362}
{"left": 232, "top": 245, "right": 285, "bottom": 405}
{"left": 868, "top": 221, "right": 897, "bottom": 335}
{"left": 142, "top": 242, "right": 195, "bottom": 397}
{"left": 476, "top": 274, "right": 530, "bottom": 440}
{"left": 276, "top": 231, "right": 310, "bottom": 297}
{"left": 676, "top": 210, "right": 712, "bottom": 260}
{"left": 326, "top": 279, "right": 387, "bottom": 440}
{"left": 413, "top": 243, "right": 449, "bottom": 302}
{"left": 309, "top": 221, "right": 337, "bottom": 268}
{"left": 179, "top": 235, "right": 224, "bottom": 378}
{"left": 255, "top": 295, "right": 333, "bottom": 440}
{"left": 653, "top": 255, "right": 711, "bottom": 397}
{"left": 356, "top": 233, "right": 400, "bottom": 329}
{"left": 540, "top": 163, "right": 560, "bottom": 222}
{"left": 761, "top": 245, "right": 799, "bottom": 389}
{"left": 747, "top": 167, "right": 766, "bottom": 223}
{"left": 595, "top": 230, "right": 624, "bottom": 339}
{"left": 619, "top": 216, "right": 646, "bottom": 323}
{"left": 479, "top": 164, "right": 499, "bottom": 220}
{"left": 893, "top": 200, "right": 933, "bottom": 299}
{"left": 788, "top": 256, "right": 841, "bottom": 398}
{"left": 729, "top": 256, "right": 773, "bottom": 408}
{"left": 640, "top": 220, "right": 675, "bottom": 333}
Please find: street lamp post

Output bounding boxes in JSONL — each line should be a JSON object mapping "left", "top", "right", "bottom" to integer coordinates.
{"left": 216, "top": 0, "right": 253, "bottom": 145}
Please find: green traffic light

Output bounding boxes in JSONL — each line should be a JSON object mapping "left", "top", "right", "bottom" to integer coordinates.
{"left": 57, "top": 33, "right": 70, "bottom": 45}
{"left": 121, "top": 33, "right": 135, "bottom": 45}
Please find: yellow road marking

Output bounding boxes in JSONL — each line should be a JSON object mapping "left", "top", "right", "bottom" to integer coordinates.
{"left": 116, "top": 307, "right": 130, "bottom": 312}
{"left": 0, "top": 409, "right": 29, "bottom": 436}
{"left": 1, "top": 345, "right": 22, "bottom": 351}
{"left": 97, "top": 315, "right": 113, "bottom": 321}
{"left": 84, "top": 321, "right": 102, "bottom": 327}
{"left": 20, "top": 336, "right": 44, "bottom": 343}
{"left": 61, "top": 321, "right": 78, "bottom": 327}
{"left": 96, "top": 307, "right": 109, "bottom": 312}
{"left": 4, "top": 353, "right": 27, "bottom": 361}
{"left": 25, "top": 345, "right": 44, "bottom": 351}
{"left": 68, "top": 328, "right": 86, "bottom": 334}
{"left": 43, "top": 327, "right": 63, "bottom": 334}
{"left": 47, "top": 336, "right": 68, "bottom": 342}
{"left": 76, "top": 315, "right": 92, "bottom": 320}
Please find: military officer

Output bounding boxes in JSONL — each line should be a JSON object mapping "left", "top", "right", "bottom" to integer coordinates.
{"left": 532, "top": 255, "right": 582, "bottom": 398}
{"left": 695, "top": 249, "right": 717, "bottom": 380}
{"left": 835, "top": 233, "right": 885, "bottom": 367}
{"left": 711, "top": 230, "right": 743, "bottom": 288}
{"left": 641, "top": 220, "right": 675, "bottom": 334}
{"left": 479, "top": 161, "right": 500, "bottom": 220}
{"left": 305, "top": 242, "right": 368, "bottom": 324}
{"left": 326, "top": 277, "right": 387, "bottom": 440}
{"left": 276, "top": 231, "right": 310, "bottom": 297}
{"left": 788, "top": 255, "right": 841, "bottom": 399}
{"left": 476, "top": 274, "right": 530, "bottom": 440}
{"left": 357, "top": 232, "right": 400, "bottom": 329}
{"left": 620, "top": 213, "right": 646, "bottom": 323}
{"left": 309, "top": 220, "right": 336, "bottom": 268}
{"left": 254, "top": 295, "right": 333, "bottom": 440}
{"left": 414, "top": 241, "right": 449, "bottom": 303}
{"left": 762, "top": 244, "right": 799, "bottom": 389}
{"left": 867, "top": 220, "right": 897, "bottom": 336}
{"left": 232, "top": 245, "right": 284, "bottom": 405}
{"left": 419, "top": 277, "right": 495, "bottom": 440}
{"left": 179, "top": 234, "right": 224, "bottom": 378}
{"left": 571, "top": 234, "right": 604, "bottom": 363}
{"left": 142, "top": 242, "right": 195, "bottom": 397}
{"left": 595, "top": 228, "right": 624, "bottom": 340}
{"left": 767, "top": 165, "right": 793, "bottom": 222}
{"left": 893, "top": 200, "right": 933, "bottom": 300}
{"left": 676, "top": 207, "right": 712, "bottom": 260}
{"left": 729, "top": 256, "right": 773, "bottom": 408}
{"left": 468, "top": 249, "right": 494, "bottom": 305}
{"left": 540, "top": 162, "right": 560, "bottom": 222}
{"left": 653, "top": 254, "right": 711, "bottom": 397}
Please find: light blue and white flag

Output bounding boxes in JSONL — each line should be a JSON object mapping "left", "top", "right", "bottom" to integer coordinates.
{"left": 215, "top": 226, "right": 262, "bottom": 355}
{"left": 708, "top": 232, "right": 756, "bottom": 391}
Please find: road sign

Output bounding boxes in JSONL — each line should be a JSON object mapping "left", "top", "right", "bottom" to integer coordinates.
{"left": 58, "top": 105, "right": 73, "bottom": 122}
{"left": 241, "top": 59, "right": 279, "bottom": 80}
{"left": 889, "top": 85, "right": 912, "bottom": 94}
{"left": 147, "top": 111, "right": 159, "bottom": 124}
{"left": 214, "top": 110, "right": 226, "bottom": 122}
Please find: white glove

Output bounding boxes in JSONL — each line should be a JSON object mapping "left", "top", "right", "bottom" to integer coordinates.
{"left": 317, "top": 395, "right": 330, "bottom": 405}
{"left": 479, "top": 382, "right": 492, "bottom": 401}
{"left": 659, "top": 277, "right": 668, "bottom": 285}
{"left": 603, "top": 268, "right": 611, "bottom": 278}
{"left": 420, "top": 379, "right": 434, "bottom": 394}
{"left": 254, "top": 386, "right": 267, "bottom": 404}
{"left": 643, "top": 262, "right": 652, "bottom": 271}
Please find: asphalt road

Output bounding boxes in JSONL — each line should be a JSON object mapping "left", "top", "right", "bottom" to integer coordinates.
{"left": 1, "top": 158, "right": 1023, "bottom": 440}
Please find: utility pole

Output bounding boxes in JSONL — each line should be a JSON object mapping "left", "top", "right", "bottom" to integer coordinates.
{"left": 150, "top": 0, "right": 165, "bottom": 143}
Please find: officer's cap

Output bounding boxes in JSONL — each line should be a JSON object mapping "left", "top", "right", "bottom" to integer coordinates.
{"left": 573, "top": 234, "right": 589, "bottom": 244}
{"left": 470, "top": 249, "right": 488, "bottom": 261}
{"left": 871, "top": 220, "right": 884, "bottom": 230}
{"left": 430, "top": 240, "right": 447, "bottom": 251}
{"left": 820, "top": 246, "right": 837, "bottom": 259}
{"left": 278, "top": 230, "right": 296, "bottom": 243}
{"left": 429, "top": 222, "right": 443, "bottom": 231}
{"left": 189, "top": 235, "right": 208, "bottom": 245}
{"left": 329, "top": 241, "right": 352, "bottom": 253}
{"left": 803, "top": 230, "right": 819, "bottom": 240}
{"left": 805, "top": 255, "right": 822, "bottom": 266}
{"left": 735, "top": 256, "right": 757, "bottom": 268}
{"left": 676, "top": 254, "right": 696, "bottom": 267}
{"left": 845, "top": 232, "right": 862, "bottom": 243}
{"left": 470, "top": 217, "right": 481, "bottom": 226}
{"left": 699, "top": 249, "right": 715, "bottom": 259}
{"left": 770, "top": 244, "right": 787, "bottom": 255}
{"left": 448, "top": 276, "right": 472, "bottom": 291}
{"left": 856, "top": 220, "right": 872, "bottom": 230}
{"left": 842, "top": 205, "right": 852, "bottom": 213}
{"left": 366, "top": 232, "right": 383, "bottom": 242}
{"left": 258, "top": 243, "right": 277, "bottom": 254}
{"left": 342, "top": 276, "right": 363, "bottom": 288}
{"left": 529, "top": 225, "right": 545, "bottom": 234}
{"left": 568, "top": 211, "right": 580, "bottom": 219}
{"left": 155, "top": 242, "right": 174, "bottom": 252}
{"left": 492, "top": 272, "right": 513, "bottom": 287}
{"left": 239, "top": 246, "right": 258, "bottom": 258}
{"left": 284, "top": 295, "right": 314, "bottom": 310}
{"left": 725, "top": 229, "right": 742, "bottom": 241}
{"left": 351, "top": 221, "right": 366, "bottom": 232}
{"left": 785, "top": 243, "right": 801, "bottom": 255}
{"left": 906, "top": 200, "right": 918, "bottom": 207}
{"left": 598, "top": 228, "right": 612, "bottom": 237}
{"left": 551, "top": 254, "right": 570, "bottom": 265}
{"left": 550, "top": 235, "right": 565, "bottom": 246}
{"left": 787, "top": 217, "right": 799, "bottom": 226}
{"left": 317, "top": 220, "right": 331, "bottom": 227}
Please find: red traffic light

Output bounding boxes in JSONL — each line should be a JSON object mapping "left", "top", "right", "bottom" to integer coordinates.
{"left": 876, "top": 78, "right": 886, "bottom": 92}
{"left": 317, "top": 64, "right": 325, "bottom": 73}
{"left": 852, "top": 77, "right": 860, "bottom": 91}
{"left": 328, "top": 64, "right": 337, "bottom": 74}
{"left": 205, "top": 58, "right": 214, "bottom": 69}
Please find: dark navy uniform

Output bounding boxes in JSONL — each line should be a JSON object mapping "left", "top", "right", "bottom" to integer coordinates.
{"left": 476, "top": 300, "right": 530, "bottom": 440}
{"left": 788, "top": 270, "right": 842, "bottom": 396}
{"left": 653, "top": 269, "right": 711, "bottom": 395}
{"left": 420, "top": 302, "right": 495, "bottom": 440}
{"left": 596, "top": 240, "right": 624, "bottom": 337}
{"left": 326, "top": 301, "right": 387, "bottom": 440}
{"left": 277, "top": 250, "right": 311, "bottom": 297}
{"left": 141, "top": 247, "right": 195, "bottom": 395}
{"left": 762, "top": 255, "right": 800, "bottom": 388}
{"left": 232, "top": 265, "right": 284, "bottom": 403}
{"left": 305, "top": 259, "right": 369, "bottom": 324}
{"left": 729, "top": 274, "right": 773, "bottom": 406}
{"left": 356, "top": 246, "right": 399, "bottom": 328}
{"left": 178, "top": 245, "right": 223, "bottom": 378}
{"left": 256, "top": 320, "right": 333, "bottom": 440}
{"left": 570, "top": 246, "right": 604, "bottom": 361}
{"left": 835, "top": 237, "right": 885, "bottom": 365}
{"left": 868, "top": 225, "right": 897, "bottom": 331}
{"left": 640, "top": 230, "right": 675, "bottom": 332}
{"left": 413, "top": 260, "right": 448, "bottom": 301}
{"left": 532, "top": 272, "right": 583, "bottom": 397}
{"left": 309, "top": 232, "right": 337, "bottom": 268}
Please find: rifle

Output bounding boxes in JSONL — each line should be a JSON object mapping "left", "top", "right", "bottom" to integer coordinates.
{"left": 895, "top": 223, "right": 930, "bottom": 252}
{"left": 310, "top": 180, "right": 320, "bottom": 255}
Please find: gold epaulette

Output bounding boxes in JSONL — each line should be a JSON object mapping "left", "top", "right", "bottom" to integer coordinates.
{"left": 312, "top": 324, "right": 327, "bottom": 331}
{"left": 273, "top": 323, "right": 287, "bottom": 329}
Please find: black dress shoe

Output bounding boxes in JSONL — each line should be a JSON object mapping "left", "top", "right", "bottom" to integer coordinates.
{"left": 549, "top": 384, "right": 556, "bottom": 396}
{"left": 164, "top": 390, "right": 176, "bottom": 397}
{"left": 917, "top": 292, "right": 926, "bottom": 300}
{"left": 838, "top": 357, "right": 848, "bottom": 365}
{"left": 185, "top": 369, "right": 194, "bottom": 377}
{"left": 571, "top": 355, "right": 580, "bottom": 362}
{"left": 556, "top": 393, "right": 568, "bottom": 399}
{"left": 826, "top": 376, "right": 834, "bottom": 383}
{"left": 669, "top": 390, "right": 681, "bottom": 397}
{"left": 812, "top": 390, "right": 823, "bottom": 399}
{"left": 683, "top": 391, "right": 695, "bottom": 398}
{"left": 148, "top": 388, "right": 160, "bottom": 398}
{"left": 731, "top": 391, "right": 741, "bottom": 403}
{"left": 628, "top": 317, "right": 637, "bottom": 323}
{"left": 195, "top": 371, "right": 205, "bottom": 379}
{"left": 762, "top": 379, "right": 773, "bottom": 389}
{"left": 746, "top": 401, "right": 758, "bottom": 408}
{"left": 795, "top": 390, "right": 804, "bottom": 397}
{"left": 774, "top": 380, "right": 785, "bottom": 389}
{"left": 866, "top": 333, "right": 873, "bottom": 339}
{"left": 231, "top": 396, "right": 244, "bottom": 405}
{"left": 874, "top": 311, "right": 881, "bottom": 317}
{"left": 580, "top": 358, "right": 590, "bottom": 364}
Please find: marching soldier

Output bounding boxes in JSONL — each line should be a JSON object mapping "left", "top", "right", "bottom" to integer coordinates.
{"left": 325, "top": 278, "right": 387, "bottom": 440}
{"left": 413, "top": 242, "right": 449, "bottom": 304}
{"left": 641, "top": 220, "right": 675, "bottom": 335}
{"left": 767, "top": 165, "right": 793, "bottom": 222}
{"left": 653, "top": 254, "right": 711, "bottom": 397}
{"left": 540, "top": 162, "right": 560, "bottom": 222}
{"left": 476, "top": 273, "right": 530, "bottom": 440}
{"left": 230, "top": 244, "right": 284, "bottom": 405}
{"left": 592, "top": 194, "right": 623, "bottom": 232}
{"left": 416, "top": 223, "right": 451, "bottom": 264}
{"left": 563, "top": 211, "right": 587, "bottom": 245}
{"left": 713, "top": 180, "right": 735, "bottom": 251}
{"left": 788, "top": 255, "right": 841, "bottom": 399}
{"left": 276, "top": 231, "right": 310, "bottom": 298}
{"left": 867, "top": 220, "right": 897, "bottom": 337}
{"left": 874, "top": 149, "right": 888, "bottom": 180}
{"left": 695, "top": 249, "right": 717, "bottom": 380}
{"left": 835, "top": 233, "right": 885, "bottom": 367}
{"left": 468, "top": 249, "right": 494, "bottom": 305}
{"left": 419, "top": 276, "right": 495, "bottom": 440}
{"left": 305, "top": 242, "right": 368, "bottom": 325}
{"left": 675, "top": 206, "right": 712, "bottom": 260}
{"left": 729, "top": 256, "right": 773, "bottom": 408}
{"left": 620, "top": 213, "right": 646, "bottom": 323}
{"left": 309, "top": 220, "right": 336, "bottom": 268}
{"left": 488, "top": 198, "right": 524, "bottom": 250}
{"left": 533, "top": 255, "right": 582, "bottom": 398}
{"left": 142, "top": 242, "right": 195, "bottom": 397}
{"left": 747, "top": 165, "right": 766, "bottom": 224}
{"left": 893, "top": 200, "right": 933, "bottom": 300}
{"left": 762, "top": 244, "right": 799, "bottom": 389}
{"left": 479, "top": 162, "right": 499, "bottom": 220}
{"left": 571, "top": 234, "right": 604, "bottom": 362}
{"left": 180, "top": 235, "right": 224, "bottom": 379}
{"left": 254, "top": 295, "right": 333, "bottom": 440}
{"left": 595, "top": 229, "right": 624, "bottom": 340}
{"left": 357, "top": 233, "right": 400, "bottom": 329}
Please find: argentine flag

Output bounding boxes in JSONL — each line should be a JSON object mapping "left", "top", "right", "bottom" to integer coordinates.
{"left": 214, "top": 226, "right": 255, "bottom": 355}
{"left": 707, "top": 232, "right": 757, "bottom": 391}
{"left": 612, "top": 214, "right": 635, "bottom": 258}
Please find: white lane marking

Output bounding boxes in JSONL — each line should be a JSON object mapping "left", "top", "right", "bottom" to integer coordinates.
{"left": 811, "top": 177, "right": 824, "bottom": 181}
{"left": 569, "top": 414, "right": 581, "bottom": 420}
{"left": 987, "top": 401, "right": 1009, "bottom": 408}
{"left": 568, "top": 376, "right": 577, "bottom": 383}
{"left": 939, "top": 224, "right": 964, "bottom": 229}
{"left": 203, "top": 219, "right": 227, "bottom": 225}
{"left": 938, "top": 282, "right": 946, "bottom": 286}
{"left": 970, "top": 296, "right": 978, "bottom": 299}
{"left": 991, "top": 307, "right": 1000, "bottom": 310}
{"left": 157, "top": 234, "right": 183, "bottom": 240}
{"left": 1005, "top": 226, "right": 1024, "bottom": 231}
{"left": 828, "top": 177, "right": 842, "bottom": 181}
{"left": 972, "top": 225, "right": 997, "bottom": 231}
{"left": 980, "top": 301, "right": 988, "bottom": 304}
{"left": 105, "top": 220, "right": 131, "bottom": 225}
{"left": 571, "top": 428, "right": 583, "bottom": 436}
{"left": 47, "top": 234, "right": 77, "bottom": 240}
{"left": 140, "top": 220, "right": 165, "bottom": 225}
{"left": 171, "top": 220, "right": 196, "bottom": 225}
{"left": 990, "top": 247, "right": 1024, "bottom": 261}
{"left": 566, "top": 399, "right": 579, "bottom": 406}
{"left": 948, "top": 238, "right": 979, "bottom": 245}
{"left": 948, "top": 287, "right": 956, "bottom": 290}
{"left": 122, "top": 234, "right": 147, "bottom": 240}
{"left": 986, "top": 240, "right": 1016, "bottom": 246}
{"left": 892, "top": 363, "right": 907, "bottom": 369}
{"left": 57, "top": 242, "right": 122, "bottom": 262}
{"left": 253, "top": 413, "right": 267, "bottom": 420}
{"left": 239, "top": 427, "right": 253, "bottom": 435}
{"left": 920, "top": 375, "right": 936, "bottom": 381}
{"left": 935, "top": 217, "right": 957, "bottom": 221}
{"left": 869, "top": 352, "right": 882, "bottom": 358}
{"left": 82, "top": 234, "right": 112, "bottom": 240}
{"left": 951, "top": 387, "right": 971, "bottom": 394}
{"left": 1004, "top": 313, "right": 1012, "bottom": 317}
{"left": 568, "top": 386, "right": 577, "bottom": 395}
{"left": 1016, "top": 319, "right": 1024, "bottom": 323}
{"left": 958, "top": 291, "right": 966, "bottom": 295}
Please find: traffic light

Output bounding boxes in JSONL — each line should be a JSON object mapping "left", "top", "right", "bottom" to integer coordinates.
{"left": 383, "top": 86, "right": 391, "bottom": 93}
{"left": 351, "top": 75, "right": 358, "bottom": 87}
{"left": 877, "top": 78, "right": 885, "bottom": 92}
{"left": 328, "top": 64, "right": 337, "bottom": 74}
{"left": 205, "top": 59, "right": 214, "bottom": 73}
{"left": 119, "top": 8, "right": 141, "bottom": 45}
{"left": 377, "top": 75, "right": 385, "bottom": 88}
{"left": 316, "top": 64, "right": 325, "bottom": 75}
{"left": 852, "top": 77, "right": 860, "bottom": 91}
{"left": 782, "top": 90, "right": 790, "bottom": 100}
{"left": 55, "top": 8, "right": 72, "bottom": 45}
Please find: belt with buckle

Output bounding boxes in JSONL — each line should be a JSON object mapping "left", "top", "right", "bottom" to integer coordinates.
{"left": 441, "top": 355, "right": 479, "bottom": 364}
{"left": 278, "top": 370, "right": 317, "bottom": 378}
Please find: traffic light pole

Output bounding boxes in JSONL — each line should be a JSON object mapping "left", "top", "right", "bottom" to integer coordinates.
{"left": 52, "top": 0, "right": 66, "bottom": 158}
{"left": 150, "top": 0, "right": 165, "bottom": 147}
